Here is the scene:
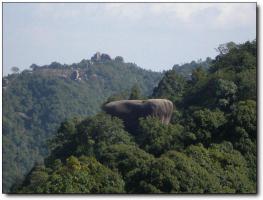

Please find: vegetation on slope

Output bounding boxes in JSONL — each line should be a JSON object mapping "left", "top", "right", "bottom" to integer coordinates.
{"left": 2, "top": 54, "right": 162, "bottom": 192}
{"left": 13, "top": 40, "right": 257, "bottom": 193}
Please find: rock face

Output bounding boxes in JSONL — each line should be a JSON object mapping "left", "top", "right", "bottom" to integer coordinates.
{"left": 71, "top": 70, "right": 81, "bottom": 81}
{"left": 102, "top": 99, "right": 173, "bottom": 131}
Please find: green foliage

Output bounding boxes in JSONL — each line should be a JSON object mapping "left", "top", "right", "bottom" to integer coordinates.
{"left": 193, "top": 109, "right": 226, "bottom": 130}
{"left": 168, "top": 142, "right": 255, "bottom": 193}
{"left": 152, "top": 70, "right": 186, "bottom": 104}
{"left": 126, "top": 142, "right": 254, "bottom": 193}
{"left": 215, "top": 79, "right": 237, "bottom": 98}
{"left": 173, "top": 57, "right": 212, "bottom": 79}
{"left": 114, "top": 56, "right": 124, "bottom": 62}
{"left": 232, "top": 100, "right": 256, "bottom": 138}
{"left": 3, "top": 57, "right": 161, "bottom": 192}
{"left": 76, "top": 114, "right": 134, "bottom": 156}
{"left": 215, "top": 42, "right": 237, "bottom": 55}
{"left": 191, "top": 67, "right": 207, "bottom": 84}
{"left": 137, "top": 117, "right": 184, "bottom": 156}
{"left": 100, "top": 144, "right": 154, "bottom": 192}
{"left": 126, "top": 157, "right": 180, "bottom": 193}
{"left": 211, "top": 40, "right": 256, "bottom": 73}
{"left": 230, "top": 100, "right": 257, "bottom": 183}
{"left": 215, "top": 79, "right": 237, "bottom": 109}
{"left": 148, "top": 40, "right": 256, "bottom": 193}
{"left": 129, "top": 84, "right": 141, "bottom": 100}
{"left": 190, "top": 109, "right": 227, "bottom": 143}
{"left": 236, "top": 68, "right": 256, "bottom": 100}
{"left": 46, "top": 113, "right": 134, "bottom": 164}
{"left": 181, "top": 40, "right": 256, "bottom": 110}
{"left": 16, "top": 156, "right": 125, "bottom": 193}
{"left": 103, "top": 91, "right": 129, "bottom": 105}
{"left": 6, "top": 40, "right": 257, "bottom": 194}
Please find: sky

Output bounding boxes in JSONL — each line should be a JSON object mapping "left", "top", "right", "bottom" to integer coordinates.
{"left": 3, "top": 2, "right": 256, "bottom": 75}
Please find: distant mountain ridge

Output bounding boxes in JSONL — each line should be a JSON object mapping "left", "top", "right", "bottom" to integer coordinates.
{"left": 172, "top": 57, "right": 212, "bottom": 79}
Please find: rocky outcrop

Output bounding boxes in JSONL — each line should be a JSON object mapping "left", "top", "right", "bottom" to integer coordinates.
{"left": 102, "top": 99, "right": 173, "bottom": 131}
{"left": 71, "top": 70, "right": 81, "bottom": 81}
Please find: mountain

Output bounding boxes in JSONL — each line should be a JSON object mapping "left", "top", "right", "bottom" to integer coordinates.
{"left": 14, "top": 40, "right": 256, "bottom": 194}
{"left": 2, "top": 53, "right": 162, "bottom": 192}
{"left": 172, "top": 57, "right": 212, "bottom": 79}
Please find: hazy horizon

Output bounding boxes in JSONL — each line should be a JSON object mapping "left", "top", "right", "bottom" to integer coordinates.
{"left": 3, "top": 2, "right": 256, "bottom": 75}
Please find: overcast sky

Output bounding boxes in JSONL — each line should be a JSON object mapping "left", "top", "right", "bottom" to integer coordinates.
{"left": 3, "top": 2, "right": 256, "bottom": 75}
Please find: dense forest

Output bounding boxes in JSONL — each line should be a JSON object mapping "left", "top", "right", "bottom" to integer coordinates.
{"left": 4, "top": 40, "right": 257, "bottom": 193}
{"left": 172, "top": 57, "right": 212, "bottom": 79}
{"left": 2, "top": 53, "right": 162, "bottom": 192}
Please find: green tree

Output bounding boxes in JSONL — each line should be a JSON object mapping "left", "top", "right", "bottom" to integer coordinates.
{"left": 137, "top": 117, "right": 184, "bottom": 156}
{"left": 114, "top": 56, "right": 124, "bottom": 62}
{"left": 46, "top": 113, "right": 134, "bottom": 163}
{"left": 16, "top": 156, "right": 125, "bottom": 193}
{"left": 188, "top": 108, "right": 227, "bottom": 144}
{"left": 129, "top": 84, "right": 141, "bottom": 100}
{"left": 232, "top": 100, "right": 256, "bottom": 139}
{"left": 215, "top": 42, "right": 237, "bottom": 55}
{"left": 191, "top": 67, "right": 207, "bottom": 84}
{"left": 152, "top": 70, "right": 186, "bottom": 104}
{"left": 126, "top": 157, "right": 180, "bottom": 193}
{"left": 100, "top": 144, "right": 154, "bottom": 192}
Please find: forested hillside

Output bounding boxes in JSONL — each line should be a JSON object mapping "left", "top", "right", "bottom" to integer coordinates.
{"left": 172, "top": 57, "right": 212, "bottom": 79}
{"left": 13, "top": 40, "right": 257, "bottom": 193}
{"left": 2, "top": 53, "right": 162, "bottom": 192}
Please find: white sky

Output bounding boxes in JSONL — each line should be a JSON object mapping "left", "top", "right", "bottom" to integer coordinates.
{"left": 3, "top": 2, "right": 256, "bottom": 75}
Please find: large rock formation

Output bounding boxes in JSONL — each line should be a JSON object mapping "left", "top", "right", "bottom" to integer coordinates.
{"left": 102, "top": 99, "right": 173, "bottom": 131}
